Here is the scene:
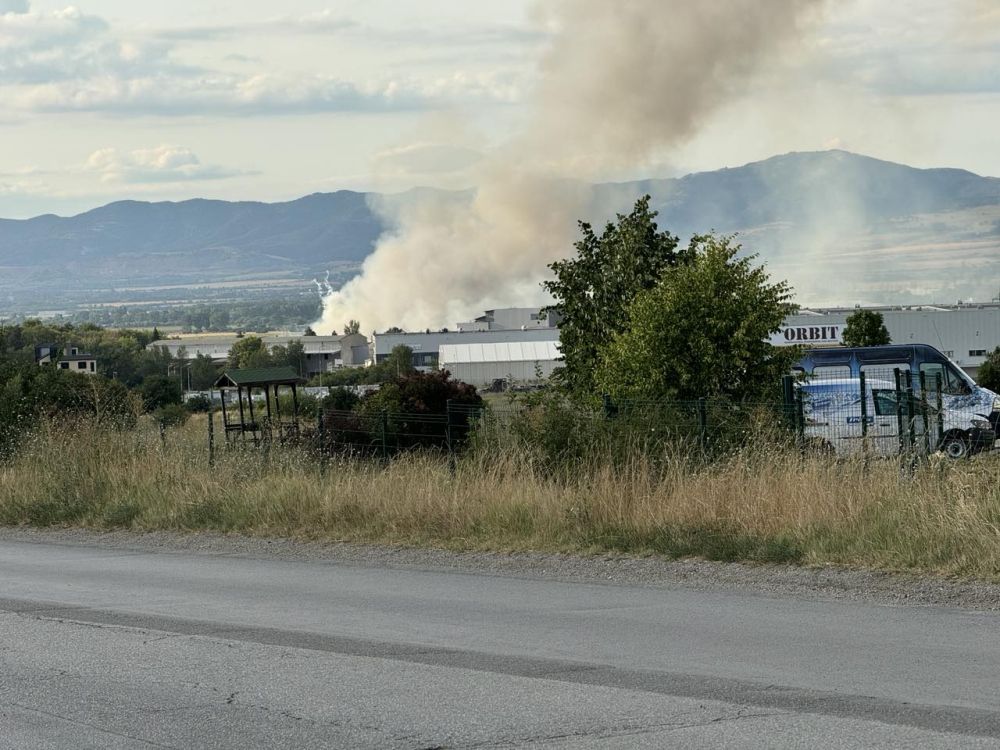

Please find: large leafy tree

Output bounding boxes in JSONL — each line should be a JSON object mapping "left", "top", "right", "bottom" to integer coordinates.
{"left": 189, "top": 353, "right": 220, "bottom": 390}
{"left": 543, "top": 196, "right": 689, "bottom": 396}
{"left": 228, "top": 335, "right": 272, "bottom": 370}
{"left": 842, "top": 309, "right": 891, "bottom": 347}
{"left": 271, "top": 339, "right": 307, "bottom": 375}
{"left": 595, "top": 235, "right": 798, "bottom": 402}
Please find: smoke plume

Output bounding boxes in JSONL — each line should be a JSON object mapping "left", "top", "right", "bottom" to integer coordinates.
{"left": 316, "top": 0, "right": 824, "bottom": 333}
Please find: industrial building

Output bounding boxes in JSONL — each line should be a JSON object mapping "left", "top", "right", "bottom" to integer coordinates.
{"left": 455, "top": 307, "right": 560, "bottom": 332}
{"left": 372, "top": 307, "right": 561, "bottom": 386}
{"left": 439, "top": 341, "right": 561, "bottom": 386}
{"left": 780, "top": 303, "right": 1000, "bottom": 377}
{"left": 148, "top": 333, "right": 369, "bottom": 378}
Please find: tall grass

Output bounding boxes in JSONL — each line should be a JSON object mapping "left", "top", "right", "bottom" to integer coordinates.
{"left": 3, "top": 416, "right": 1000, "bottom": 578}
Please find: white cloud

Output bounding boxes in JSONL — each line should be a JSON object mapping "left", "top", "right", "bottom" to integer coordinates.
{"left": 11, "top": 70, "right": 520, "bottom": 116}
{"left": 83, "top": 145, "right": 250, "bottom": 183}
{"left": 809, "top": 1, "right": 1000, "bottom": 96}
{"left": 0, "top": 0, "right": 29, "bottom": 14}
{"left": 0, "top": 4, "right": 526, "bottom": 116}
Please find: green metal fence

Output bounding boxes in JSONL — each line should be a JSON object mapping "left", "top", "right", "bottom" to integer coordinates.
{"left": 312, "top": 368, "right": 997, "bottom": 464}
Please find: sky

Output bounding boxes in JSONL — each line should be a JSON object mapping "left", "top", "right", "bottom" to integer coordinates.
{"left": 1, "top": 0, "right": 999, "bottom": 219}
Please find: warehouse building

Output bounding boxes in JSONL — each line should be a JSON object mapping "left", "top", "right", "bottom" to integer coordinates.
{"left": 779, "top": 303, "right": 1000, "bottom": 377}
{"left": 148, "top": 333, "right": 368, "bottom": 378}
{"left": 439, "top": 341, "right": 562, "bottom": 386}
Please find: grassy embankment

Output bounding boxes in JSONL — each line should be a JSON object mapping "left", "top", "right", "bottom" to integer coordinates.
{"left": 2, "top": 416, "right": 1000, "bottom": 579}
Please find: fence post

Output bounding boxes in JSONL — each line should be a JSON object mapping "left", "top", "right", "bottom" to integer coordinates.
{"left": 893, "top": 368, "right": 905, "bottom": 455}
{"left": 905, "top": 370, "right": 917, "bottom": 455}
{"left": 859, "top": 369, "right": 868, "bottom": 441}
{"left": 207, "top": 408, "right": 215, "bottom": 468}
{"left": 379, "top": 409, "right": 389, "bottom": 462}
{"left": 918, "top": 370, "right": 931, "bottom": 456}
{"left": 158, "top": 419, "right": 166, "bottom": 448}
{"left": 795, "top": 388, "right": 806, "bottom": 450}
{"left": 858, "top": 371, "right": 869, "bottom": 470}
{"left": 782, "top": 374, "right": 796, "bottom": 430}
{"left": 697, "top": 397, "right": 708, "bottom": 452}
{"left": 602, "top": 393, "right": 616, "bottom": 420}
{"left": 935, "top": 372, "right": 944, "bottom": 451}
{"left": 317, "top": 407, "right": 325, "bottom": 455}
{"left": 446, "top": 399, "right": 456, "bottom": 476}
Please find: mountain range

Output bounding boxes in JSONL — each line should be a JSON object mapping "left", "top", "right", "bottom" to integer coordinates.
{"left": 3, "top": 150, "right": 1000, "bottom": 312}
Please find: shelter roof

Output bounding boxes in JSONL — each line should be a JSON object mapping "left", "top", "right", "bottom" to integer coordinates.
{"left": 214, "top": 366, "right": 305, "bottom": 388}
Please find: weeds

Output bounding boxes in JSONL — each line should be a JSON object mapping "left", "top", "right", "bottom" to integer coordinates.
{"left": 2, "top": 416, "right": 1000, "bottom": 578}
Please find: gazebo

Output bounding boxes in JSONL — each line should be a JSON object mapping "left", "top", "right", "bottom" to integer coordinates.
{"left": 213, "top": 366, "right": 306, "bottom": 444}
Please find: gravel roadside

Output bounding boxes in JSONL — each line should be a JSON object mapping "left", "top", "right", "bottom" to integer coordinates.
{"left": 2, "top": 525, "right": 999, "bottom": 612}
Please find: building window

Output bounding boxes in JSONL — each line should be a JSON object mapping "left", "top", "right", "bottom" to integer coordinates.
{"left": 60, "top": 362, "right": 69, "bottom": 369}
{"left": 970, "top": 350, "right": 987, "bottom": 358}
{"left": 78, "top": 361, "right": 87, "bottom": 369}
{"left": 89, "top": 362, "right": 96, "bottom": 372}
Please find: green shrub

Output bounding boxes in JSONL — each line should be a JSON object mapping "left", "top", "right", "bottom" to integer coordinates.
{"left": 154, "top": 403, "right": 190, "bottom": 427}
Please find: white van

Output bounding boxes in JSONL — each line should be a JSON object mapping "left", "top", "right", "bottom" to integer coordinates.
{"left": 798, "top": 377, "right": 995, "bottom": 458}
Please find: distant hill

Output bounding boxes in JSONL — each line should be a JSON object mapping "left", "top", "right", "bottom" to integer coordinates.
{"left": 622, "top": 150, "right": 1000, "bottom": 234}
{"left": 3, "top": 150, "right": 1000, "bottom": 311}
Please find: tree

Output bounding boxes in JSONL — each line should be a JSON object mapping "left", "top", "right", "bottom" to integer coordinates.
{"left": 272, "top": 339, "right": 307, "bottom": 376}
{"left": 976, "top": 347, "right": 1000, "bottom": 393}
{"left": 543, "top": 196, "right": 690, "bottom": 396}
{"left": 595, "top": 234, "right": 798, "bottom": 402}
{"left": 842, "top": 309, "right": 891, "bottom": 347}
{"left": 303, "top": 326, "right": 317, "bottom": 337}
{"left": 228, "top": 335, "right": 271, "bottom": 369}
{"left": 377, "top": 345, "right": 416, "bottom": 379}
{"left": 343, "top": 320, "right": 361, "bottom": 336}
{"left": 189, "top": 353, "right": 219, "bottom": 390}
{"left": 139, "top": 375, "right": 183, "bottom": 412}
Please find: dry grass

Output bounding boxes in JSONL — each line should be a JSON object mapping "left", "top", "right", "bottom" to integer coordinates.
{"left": 3, "top": 416, "right": 1000, "bottom": 578}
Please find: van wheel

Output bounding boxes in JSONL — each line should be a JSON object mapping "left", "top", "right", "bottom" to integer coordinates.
{"left": 941, "top": 433, "right": 970, "bottom": 460}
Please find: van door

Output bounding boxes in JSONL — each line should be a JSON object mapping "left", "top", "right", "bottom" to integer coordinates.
{"left": 870, "top": 389, "right": 903, "bottom": 456}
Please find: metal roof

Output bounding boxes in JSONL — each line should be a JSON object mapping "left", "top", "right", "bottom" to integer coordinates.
{"left": 214, "top": 366, "right": 305, "bottom": 388}
{"left": 439, "top": 341, "right": 561, "bottom": 364}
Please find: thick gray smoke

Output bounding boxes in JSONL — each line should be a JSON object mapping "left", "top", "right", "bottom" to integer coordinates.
{"left": 316, "top": 0, "right": 824, "bottom": 333}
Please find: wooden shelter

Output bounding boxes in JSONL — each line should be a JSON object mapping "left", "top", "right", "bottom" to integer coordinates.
{"left": 214, "top": 366, "right": 306, "bottom": 444}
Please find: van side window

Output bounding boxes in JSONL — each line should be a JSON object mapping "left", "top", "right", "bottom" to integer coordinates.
{"left": 919, "top": 363, "right": 970, "bottom": 396}
{"left": 872, "top": 390, "right": 898, "bottom": 417}
{"left": 860, "top": 364, "right": 909, "bottom": 384}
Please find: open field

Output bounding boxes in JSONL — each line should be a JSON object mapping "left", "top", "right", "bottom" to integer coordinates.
{"left": 3, "top": 416, "right": 1000, "bottom": 579}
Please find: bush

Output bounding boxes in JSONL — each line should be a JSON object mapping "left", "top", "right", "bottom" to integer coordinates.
{"left": 0, "top": 364, "right": 138, "bottom": 457}
{"left": 185, "top": 394, "right": 212, "bottom": 413}
{"left": 154, "top": 403, "right": 190, "bottom": 427}
{"left": 323, "top": 387, "right": 360, "bottom": 411}
{"left": 140, "top": 375, "right": 182, "bottom": 411}
{"left": 357, "top": 370, "right": 483, "bottom": 451}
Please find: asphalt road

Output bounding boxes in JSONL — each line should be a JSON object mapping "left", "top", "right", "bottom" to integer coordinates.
{"left": 1, "top": 538, "right": 999, "bottom": 749}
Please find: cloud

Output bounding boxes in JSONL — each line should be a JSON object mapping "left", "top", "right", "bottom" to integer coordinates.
{"left": 0, "top": 5, "right": 525, "bottom": 117}
{"left": 808, "top": 1, "right": 1000, "bottom": 96}
{"left": 82, "top": 145, "right": 251, "bottom": 183}
{"left": 12, "top": 70, "right": 520, "bottom": 116}
{"left": 0, "top": 0, "right": 28, "bottom": 14}
{"left": 155, "top": 10, "right": 359, "bottom": 41}
{"left": 0, "top": 5, "right": 198, "bottom": 86}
